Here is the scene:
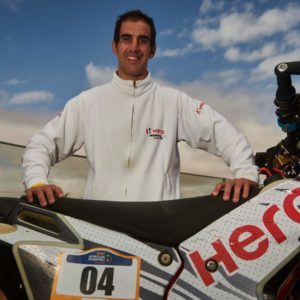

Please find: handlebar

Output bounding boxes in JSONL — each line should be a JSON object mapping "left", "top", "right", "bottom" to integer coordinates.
{"left": 274, "top": 61, "right": 300, "bottom": 77}
{"left": 274, "top": 61, "right": 300, "bottom": 133}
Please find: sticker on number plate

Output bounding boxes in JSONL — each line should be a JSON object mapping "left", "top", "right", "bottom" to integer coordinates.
{"left": 50, "top": 247, "right": 141, "bottom": 299}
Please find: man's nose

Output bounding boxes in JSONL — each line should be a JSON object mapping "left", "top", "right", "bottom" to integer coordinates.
{"left": 131, "top": 38, "right": 140, "bottom": 51}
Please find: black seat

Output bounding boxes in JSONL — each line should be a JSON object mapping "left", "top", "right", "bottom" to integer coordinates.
{"left": 31, "top": 194, "right": 251, "bottom": 247}
{"left": 1, "top": 193, "right": 257, "bottom": 247}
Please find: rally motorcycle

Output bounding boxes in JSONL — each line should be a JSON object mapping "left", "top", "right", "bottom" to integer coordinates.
{"left": 0, "top": 62, "right": 299, "bottom": 300}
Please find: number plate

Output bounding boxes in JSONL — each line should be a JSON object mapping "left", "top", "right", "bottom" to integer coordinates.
{"left": 50, "top": 247, "right": 141, "bottom": 299}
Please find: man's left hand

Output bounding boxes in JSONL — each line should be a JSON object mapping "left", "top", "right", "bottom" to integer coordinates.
{"left": 212, "top": 178, "right": 258, "bottom": 203}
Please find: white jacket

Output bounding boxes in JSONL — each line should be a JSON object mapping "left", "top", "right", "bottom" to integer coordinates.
{"left": 22, "top": 72, "right": 258, "bottom": 201}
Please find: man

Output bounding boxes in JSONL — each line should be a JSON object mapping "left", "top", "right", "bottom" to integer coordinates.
{"left": 22, "top": 10, "right": 258, "bottom": 207}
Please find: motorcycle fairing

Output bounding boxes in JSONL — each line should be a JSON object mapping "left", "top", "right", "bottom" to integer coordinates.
{"left": 171, "top": 180, "right": 300, "bottom": 299}
{"left": 2, "top": 201, "right": 182, "bottom": 299}
{"left": 0, "top": 181, "right": 299, "bottom": 299}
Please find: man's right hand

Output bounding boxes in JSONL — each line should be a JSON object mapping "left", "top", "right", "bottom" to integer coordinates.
{"left": 26, "top": 184, "right": 64, "bottom": 207}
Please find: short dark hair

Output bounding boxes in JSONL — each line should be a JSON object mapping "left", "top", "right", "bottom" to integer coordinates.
{"left": 114, "top": 10, "right": 156, "bottom": 53}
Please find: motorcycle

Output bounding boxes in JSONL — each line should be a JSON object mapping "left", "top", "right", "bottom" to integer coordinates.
{"left": 0, "top": 62, "right": 299, "bottom": 300}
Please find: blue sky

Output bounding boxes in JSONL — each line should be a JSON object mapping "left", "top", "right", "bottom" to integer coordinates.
{"left": 1, "top": 0, "right": 216, "bottom": 109}
{"left": 1, "top": 0, "right": 300, "bottom": 176}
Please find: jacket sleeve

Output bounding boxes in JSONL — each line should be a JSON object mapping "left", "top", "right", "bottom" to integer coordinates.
{"left": 177, "top": 92, "right": 258, "bottom": 182}
{"left": 22, "top": 95, "right": 85, "bottom": 189}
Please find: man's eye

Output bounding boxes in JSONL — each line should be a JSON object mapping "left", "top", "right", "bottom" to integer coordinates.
{"left": 139, "top": 37, "right": 149, "bottom": 44}
{"left": 121, "top": 36, "right": 131, "bottom": 42}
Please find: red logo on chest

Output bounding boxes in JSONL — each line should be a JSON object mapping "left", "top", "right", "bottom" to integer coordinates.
{"left": 146, "top": 128, "right": 165, "bottom": 140}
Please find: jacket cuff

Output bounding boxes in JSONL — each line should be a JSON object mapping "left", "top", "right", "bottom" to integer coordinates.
{"left": 24, "top": 178, "right": 48, "bottom": 189}
{"left": 31, "top": 182, "right": 47, "bottom": 188}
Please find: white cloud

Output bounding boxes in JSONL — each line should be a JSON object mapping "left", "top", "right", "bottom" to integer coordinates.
{"left": 238, "top": 120, "right": 285, "bottom": 153}
{"left": 225, "top": 42, "right": 277, "bottom": 62}
{"left": 0, "top": 108, "right": 55, "bottom": 145}
{"left": 192, "top": 4, "right": 300, "bottom": 48}
{"left": 158, "top": 28, "right": 174, "bottom": 37}
{"left": 0, "top": 108, "right": 86, "bottom": 197}
{"left": 1, "top": 89, "right": 55, "bottom": 106}
{"left": 243, "top": 2, "right": 254, "bottom": 13}
{"left": 8, "top": 90, "right": 54, "bottom": 105}
{"left": 177, "top": 78, "right": 268, "bottom": 124}
{"left": 200, "top": 0, "right": 213, "bottom": 13}
{"left": 224, "top": 47, "right": 241, "bottom": 61}
{"left": 215, "top": 68, "right": 244, "bottom": 86}
{"left": 85, "top": 62, "right": 114, "bottom": 87}
{"left": 200, "top": 0, "right": 224, "bottom": 14}
{"left": 251, "top": 48, "right": 300, "bottom": 80}
{"left": 178, "top": 27, "right": 189, "bottom": 39}
{"left": 5, "top": 78, "right": 24, "bottom": 85}
{"left": 192, "top": 68, "right": 245, "bottom": 88}
{"left": 0, "top": 90, "right": 9, "bottom": 104}
{"left": 156, "top": 43, "right": 194, "bottom": 58}
{"left": 285, "top": 30, "right": 300, "bottom": 48}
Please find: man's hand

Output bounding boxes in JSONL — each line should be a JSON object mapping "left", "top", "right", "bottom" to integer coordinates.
{"left": 26, "top": 184, "right": 64, "bottom": 207}
{"left": 212, "top": 178, "right": 258, "bottom": 203}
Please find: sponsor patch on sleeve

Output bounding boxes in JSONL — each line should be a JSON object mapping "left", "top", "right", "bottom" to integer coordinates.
{"left": 196, "top": 102, "right": 205, "bottom": 115}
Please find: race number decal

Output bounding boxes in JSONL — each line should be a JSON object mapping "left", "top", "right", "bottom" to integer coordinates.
{"left": 50, "top": 247, "right": 141, "bottom": 299}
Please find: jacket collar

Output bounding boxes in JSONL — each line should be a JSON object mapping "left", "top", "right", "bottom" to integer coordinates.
{"left": 111, "top": 71, "right": 153, "bottom": 96}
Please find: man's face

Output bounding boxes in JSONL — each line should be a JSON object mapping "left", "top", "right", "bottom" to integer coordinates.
{"left": 112, "top": 19, "right": 155, "bottom": 81}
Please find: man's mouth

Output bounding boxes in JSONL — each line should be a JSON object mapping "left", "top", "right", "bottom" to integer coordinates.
{"left": 125, "top": 53, "right": 142, "bottom": 62}
{"left": 127, "top": 56, "right": 139, "bottom": 61}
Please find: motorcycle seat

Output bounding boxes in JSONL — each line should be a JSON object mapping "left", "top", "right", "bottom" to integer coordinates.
{"left": 0, "top": 193, "right": 257, "bottom": 247}
{"left": 35, "top": 194, "right": 251, "bottom": 247}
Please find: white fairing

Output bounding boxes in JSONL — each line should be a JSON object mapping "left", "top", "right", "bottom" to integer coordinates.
{"left": 3, "top": 207, "right": 182, "bottom": 299}
{"left": 170, "top": 180, "right": 300, "bottom": 299}
{"left": 0, "top": 180, "right": 299, "bottom": 299}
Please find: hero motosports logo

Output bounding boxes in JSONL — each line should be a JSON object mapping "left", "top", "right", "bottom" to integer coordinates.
{"left": 189, "top": 187, "right": 300, "bottom": 287}
{"left": 196, "top": 102, "right": 205, "bottom": 115}
{"left": 146, "top": 128, "right": 165, "bottom": 140}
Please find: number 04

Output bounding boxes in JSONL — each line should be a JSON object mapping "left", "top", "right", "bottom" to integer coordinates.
{"left": 80, "top": 266, "right": 115, "bottom": 296}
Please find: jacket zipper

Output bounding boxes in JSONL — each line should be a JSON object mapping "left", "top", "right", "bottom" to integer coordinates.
{"left": 125, "top": 81, "right": 136, "bottom": 198}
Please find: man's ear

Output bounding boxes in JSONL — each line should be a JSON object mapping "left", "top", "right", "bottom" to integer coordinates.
{"left": 112, "top": 40, "right": 117, "bottom": 55}
{"left": 150, "top": 46, "right": 156, "bottom": 58}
